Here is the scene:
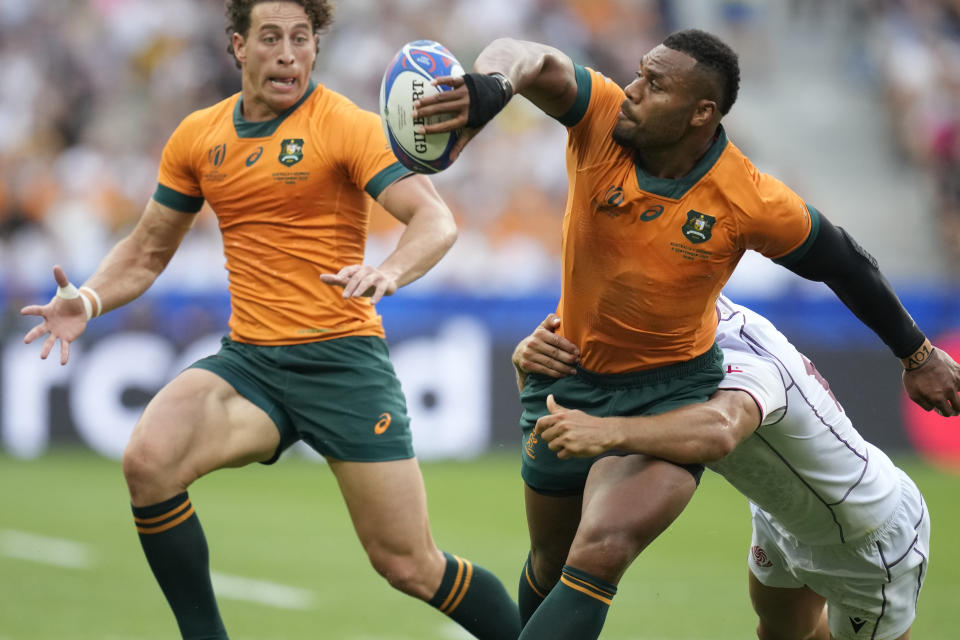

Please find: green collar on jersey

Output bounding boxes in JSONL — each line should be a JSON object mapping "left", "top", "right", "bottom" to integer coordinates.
{"left": 233, "top": 80, "right": 317, "bottom": 138}
{"left": 633, "top": 125, "right": 728, "bottom": 200}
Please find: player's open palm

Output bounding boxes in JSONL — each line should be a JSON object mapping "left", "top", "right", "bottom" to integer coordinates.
{"left": 20, "top": 266, "right": 89, "bottom": 365}
{"left": 320, "top": 264, "right": 397, "bottom": 305}
{"left": 903, "top": 347, "right": 960, "bottom": 417}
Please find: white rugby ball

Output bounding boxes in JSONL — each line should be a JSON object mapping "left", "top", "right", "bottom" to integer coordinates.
{"left": 380, "top": 40, "right": 464, "bottom": 174}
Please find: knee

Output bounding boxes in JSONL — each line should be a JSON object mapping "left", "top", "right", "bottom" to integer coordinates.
{"left": 121, "top": 431, "right": 184, "bottom": 502}
{"left": 567, "top": 525, "right": 642, "bottom": 582}
{"left": 529, "top": 547, "right": 565, "bottom": 589}
{"left": 366, "top": 546, "right": 438, "bottom": 600}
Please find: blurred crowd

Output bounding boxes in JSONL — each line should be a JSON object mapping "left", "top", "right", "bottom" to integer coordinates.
{"left": 863, "top": 0, "right": 960, "bottom": 269}
{"left": 0, "top": 0, "right": 957, "bottom": 299}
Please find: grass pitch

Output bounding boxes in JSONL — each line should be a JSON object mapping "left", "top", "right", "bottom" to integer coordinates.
{"left": 1, "top": 450, "right": 956, "bottom": 639}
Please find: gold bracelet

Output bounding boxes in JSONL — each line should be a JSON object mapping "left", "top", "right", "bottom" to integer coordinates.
{"left": 901, "top": 338, "right": 933, "bottom": 371}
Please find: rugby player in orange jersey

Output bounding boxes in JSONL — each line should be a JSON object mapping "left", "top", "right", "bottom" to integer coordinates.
{"left": 413, "top": 28, "right": 960, "bottom": 640}
{"left": 20, "top": 2, "right": 521, "bottom": 639}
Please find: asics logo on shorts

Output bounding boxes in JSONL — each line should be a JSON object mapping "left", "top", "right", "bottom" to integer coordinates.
{"left": 751, "top": 545, "right": 773, "bottom": 568}
{"left": 374, "top": 413, "right": 392, "bottom": 435}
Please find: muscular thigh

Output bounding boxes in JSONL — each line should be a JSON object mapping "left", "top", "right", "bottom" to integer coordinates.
{"left": 129, "top": 367, "right": 280, "bottom": 477}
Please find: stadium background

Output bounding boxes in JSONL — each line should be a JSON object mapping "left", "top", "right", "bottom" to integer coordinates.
{"left": 1, "top": 1, "right": 959, "bottom": 638}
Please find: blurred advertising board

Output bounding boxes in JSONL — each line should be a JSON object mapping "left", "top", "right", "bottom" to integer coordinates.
{"left": 1, "top": 288, "right": 958, "bottom": 467}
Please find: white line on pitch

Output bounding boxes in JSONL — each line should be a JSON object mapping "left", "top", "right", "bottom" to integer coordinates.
{"left": 211, "top": 571, "right": 316, "bottom": 610}
{"left": 0, "top": 529, "right": 95, "bottom": 569}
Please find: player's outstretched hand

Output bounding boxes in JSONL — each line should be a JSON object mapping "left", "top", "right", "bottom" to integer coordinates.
{"left": 20, "top": 265, "right": 89, "bottom": 365}
{"left": 320, "top": 264, "right": 398, "bottom": 305}
{"left": 903, "top": 346, "right": 960, "bottom": 417}
{"left": 512, "top": 314, "right": 580, "bottom": 390}
{"left": 535, "top": 394, "right": 616, "bottom": 459}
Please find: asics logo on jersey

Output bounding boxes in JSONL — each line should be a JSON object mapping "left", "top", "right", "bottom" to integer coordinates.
{"left": 849, "top": 617, "right": 867, "bottom": 633}
{"left": 208, "top": 144, "right": 227, "bottom": 167}
{"left": 278, "top": 139, "right": 304, "bottom": 166}
{"left": 640, "top": 205, "right": 663, "bottom": 221}
{"left": 681, "top": 210, "right": 716, "bottom": 244}
{"left": 245, "top": 146, "right": 263, "bottom": 166}
{"left": 751, "top": 545, "right": 773, "bottom": 567}
{"left": 374, "top": 413, "right": 392, "bottom": 435}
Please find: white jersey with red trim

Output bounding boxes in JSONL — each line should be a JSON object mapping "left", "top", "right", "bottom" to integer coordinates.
{"left": 708, "top": 295, "right": 902, "bottom": 545}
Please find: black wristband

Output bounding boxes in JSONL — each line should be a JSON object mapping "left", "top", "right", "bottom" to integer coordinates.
{"left": 463, "top": 72, "right": 513, "bottom": 128}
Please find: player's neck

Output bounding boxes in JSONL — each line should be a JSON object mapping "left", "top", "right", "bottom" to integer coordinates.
{"left": 634, "top": 128, "right": 718, "bottom": 180}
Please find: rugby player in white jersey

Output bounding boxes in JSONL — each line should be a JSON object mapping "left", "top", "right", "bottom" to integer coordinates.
{"left": 515, "top": 295, "right": 947, "bottom": 640}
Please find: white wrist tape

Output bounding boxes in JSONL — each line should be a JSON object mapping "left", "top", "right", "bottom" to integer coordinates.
{"left": 56, "top": 283, "right": 80, "bottom": 299}
{"left": 80, "top": 286, "right": 103, "bottom": 318}
{"left": 57, "top": 282, "right": 92, "bottom": 320}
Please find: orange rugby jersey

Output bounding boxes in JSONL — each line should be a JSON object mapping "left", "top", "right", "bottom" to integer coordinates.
{"left": 153, "top": 81, "right": 410, "bottom": 345}
{"left": 554, "top": 66, "right": 818, "bottom": 373}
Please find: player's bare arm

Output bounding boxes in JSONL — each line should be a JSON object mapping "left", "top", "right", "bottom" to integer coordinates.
{"left": 512, "top": 314, "right": 580, "bottom": 391}
{"left": 535, "top": 390, "right": 760, "bottom": 462}
{"left": 411, "top": 38, "right": 577, "bottom": 158}
{"left": 785, "top": 214, "right": 960, "bottom": 417}
{"left": 319, "top": 174, "right": 456, "bottom": 304}
{"left": 21, "top": 199, "right": 196, "bottom": 365}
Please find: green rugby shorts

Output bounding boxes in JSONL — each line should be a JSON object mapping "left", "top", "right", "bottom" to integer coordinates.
{"left": 519, "top": 342, "right": 724, "bottom": 494}
{"left": 191, "top": 335, "right": 413, "bottom": 463}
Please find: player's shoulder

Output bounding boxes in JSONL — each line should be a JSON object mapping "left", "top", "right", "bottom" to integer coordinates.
{"left": 306, "top": 82, "right": 375, "bottom": 121}
{"left": 175, "top": 93, "right": 239, "bottom": 133}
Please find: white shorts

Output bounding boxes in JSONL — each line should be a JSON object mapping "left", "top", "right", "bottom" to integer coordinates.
{"left": 748, "top": 469, "right": 930, "bottom": 640}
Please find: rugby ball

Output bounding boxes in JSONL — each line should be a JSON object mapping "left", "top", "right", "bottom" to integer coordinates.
{"left": 380, "top": 40, "right": 464, "bottom": 173}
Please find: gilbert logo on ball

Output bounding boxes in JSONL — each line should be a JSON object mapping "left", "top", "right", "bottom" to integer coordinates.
{"left": 380, "top": 40, "right": 463, "bottom": 173}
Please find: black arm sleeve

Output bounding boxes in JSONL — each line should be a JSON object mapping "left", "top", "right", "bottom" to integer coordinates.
{"left": 783, "top": 214, "right": 925, "bottom": 358}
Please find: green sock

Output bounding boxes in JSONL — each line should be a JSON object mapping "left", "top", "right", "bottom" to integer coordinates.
{"left": 518, "top": 553, "right": 550, "bottom": 627}
{"left": 132, "top": 492, "right": 227, "bottom": 640}
{"left": 428, "top": 551, "right": 521, "bottom": 639}
{"left": 517, "top": 565, "right": 616, "bottom": 640}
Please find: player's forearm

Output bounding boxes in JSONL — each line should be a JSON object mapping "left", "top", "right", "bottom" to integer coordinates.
{"left": 81, "top": 205, "right": 190, "bottom": 314}
{"left": 473, "top": 38, "right": 573, "bottom": 113}
{"left": 786, "top": 216, "right": 925, "bottom": 359}
{"left": 378, "top": 206, "right": 456, "bottom": 289}
{"left": 608, "top": 401, "right": 748, "bottom": 464}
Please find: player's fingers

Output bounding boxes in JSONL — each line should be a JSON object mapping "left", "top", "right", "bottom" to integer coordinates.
{"left": 60, "top": 339, "right": 70, "bottom": 366}
{"left": 23, "top": 324, "right": 49, "bottom": 344}
{"left": 53, "top": 265, "right": 69, "bottom": 287}
{"left": 418, "top": 114, "right": 468, "bottom": 135}
{"left": 319, "top": 273, "right": 346, "bottom": 288}
{"left": 40, "top": 334, "right": 56, "bottom": 360}
{"left": 369, "top": 280, "right": 389, "bottom": 305}
{"left": 20, "top": 305, "right": 44, "bottom": 316}
{"left": 431, "top": 75, "right": 465, "bottom": 89}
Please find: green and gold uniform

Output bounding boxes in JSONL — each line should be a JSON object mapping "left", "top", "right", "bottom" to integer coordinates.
{"left": 522, "top": 66, "right": 819, "bottom": 491}
{"left": 154, "top": 81, "right": 414, "bottom": 462}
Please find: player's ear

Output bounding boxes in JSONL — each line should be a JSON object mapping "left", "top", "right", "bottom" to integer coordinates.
{"left": 232, "top": 32, "right": 246, "bottom": 64}
{"left": 691, "top": 98, "right": 717, "bottom": 127}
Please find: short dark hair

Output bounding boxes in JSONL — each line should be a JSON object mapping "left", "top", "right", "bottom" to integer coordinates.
{"left": 225, "top": 0, "right": 335, "bottom": 68}
{"left": 662, "top": 29, "right": 740, "bottom": 115}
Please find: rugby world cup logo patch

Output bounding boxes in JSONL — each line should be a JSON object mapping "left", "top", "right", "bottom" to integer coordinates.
{"left": 278, "top": 138, "right": 304, "bottom": 166}
{"left": 681, "top": 209, "right": 716, "bottom": 244}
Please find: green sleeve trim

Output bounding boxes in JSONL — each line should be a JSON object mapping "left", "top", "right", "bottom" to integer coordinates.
{"left": 365, "top": 162, "right": 412, "bottom": 199}
{"left": 774, "top": 204, "right": 822, "bottom": 267}
{"left": 153, "top": 183, "right": 204, "bottom": 213}
{"left": 555, "top": 64, "right": 592, "bottom": 127}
